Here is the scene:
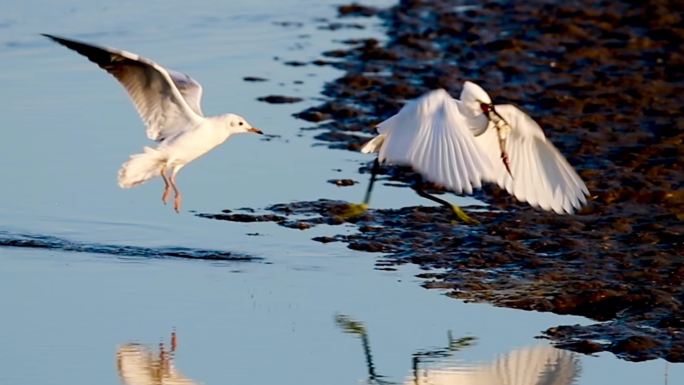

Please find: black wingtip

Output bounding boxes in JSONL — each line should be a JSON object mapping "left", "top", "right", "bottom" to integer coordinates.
{"left": 41, "top": 33, "right": 69, "bottom": 45}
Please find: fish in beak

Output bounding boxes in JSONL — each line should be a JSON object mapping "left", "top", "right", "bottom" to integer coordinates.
{"left": 481, "top": 103, "right": 513, "bottom": 178}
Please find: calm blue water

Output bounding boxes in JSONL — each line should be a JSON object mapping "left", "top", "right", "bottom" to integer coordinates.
{"left": 0, "top": 1, "right": 680, "bottom": 384}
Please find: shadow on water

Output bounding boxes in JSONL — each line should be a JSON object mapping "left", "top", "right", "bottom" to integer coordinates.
{"left": 117, "top": 331, "right": 200, "bottom": 385}
{"left": 335, "top": 314, "right": 580, "bottom": 385}
{"left": 0, "top": 230, "right": 258, "bottom": 262}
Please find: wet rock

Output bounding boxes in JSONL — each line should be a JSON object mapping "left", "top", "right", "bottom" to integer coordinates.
{"left": 327, "top": 178, "right": 357, "bottom": 186}
{"left": 196, "top": 213, "right": 285, "bottom": 223}
{"left": 243, "top": 76, "right": 268, "bottom": 82}
{"left": 338, "top": 3, "right": 380, "bottom": 17}
{"left": 613, "top": 336, "right": 660, "bottom": 355}
{"left": 295, "top": 109, "right": 330, "bottom": 122}
{"left": 283, "top": 60, "right": 307, "bottom": 67}
{"left": 318, "top": 22, "right": 365, "bottom": 31}
{"left": 257, "top": 95, "right": 304, "bottom": 104}
{"left": 312, "top": 236, "right": 337, "bottom": 243}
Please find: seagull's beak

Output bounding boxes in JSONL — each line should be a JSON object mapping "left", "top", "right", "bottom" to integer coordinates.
{"left": 248, "top": 127, "right": 264, "bottom": 135}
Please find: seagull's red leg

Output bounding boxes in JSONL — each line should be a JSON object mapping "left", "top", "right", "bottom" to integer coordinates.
{"left": 170, "top": 170, "right": 182, "bottom": 213}
{"left": 171, "top": 330, "right": 177, "bottom": 353}
{"left": 160, "top": 166, "right": 171, "bottom": 204}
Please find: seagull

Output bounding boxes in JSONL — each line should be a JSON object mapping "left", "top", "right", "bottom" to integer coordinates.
{"left": 354, "top": 81, "right": 588, "bottom": 223}
{"left": 42, "top": 34, "right": 263, "bottom": 213}
{"left": 117, "top": 331, "right": 200, "bottom": 385}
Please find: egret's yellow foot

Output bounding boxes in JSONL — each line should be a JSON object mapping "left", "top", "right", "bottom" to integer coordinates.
{"left": 338, "top": 203, "right": 368, "bottom": 219}
{"left": 451, "top": 204, "right": 479, "bottom": 225}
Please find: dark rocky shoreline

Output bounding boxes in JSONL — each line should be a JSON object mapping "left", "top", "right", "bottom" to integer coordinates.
{"left": 203, "top": 0, "right": 684, "bottom": 362}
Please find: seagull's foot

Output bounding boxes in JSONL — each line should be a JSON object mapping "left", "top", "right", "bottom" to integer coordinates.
{"left": 338, "top": 202, "right": 368, "bottom": 219}
{"left": 162, "top": 188, "right": 170, "bottom": 205}
{"left": 174, "top": 195, "right": 182, "bottom": 214}
{"left": 450, "top": 204, "right": 479, "bottom": 225}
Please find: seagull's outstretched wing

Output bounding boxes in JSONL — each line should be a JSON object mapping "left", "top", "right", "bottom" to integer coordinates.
{"left": 167, "top": 70, "right": 203, "bottom": 116}
{"left": 42, "top": 34, "right": 203, "bottom": 142}
{"left": 475, "top": 104, "right": 589, "bottom": 213}
{"left": 117, "top": 344, "right": 198, "bottom": 385}
{"left": 374, "top": 89, "right": 492, "bottom": 194}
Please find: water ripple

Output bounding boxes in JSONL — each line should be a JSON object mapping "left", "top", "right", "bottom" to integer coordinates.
{"left": 0, "top": 231, "right": 258, "bottom": 262}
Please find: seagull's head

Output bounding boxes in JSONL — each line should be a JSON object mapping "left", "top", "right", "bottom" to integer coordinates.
{"left": 223, "top": 113, "right": 263, "bottom": 135}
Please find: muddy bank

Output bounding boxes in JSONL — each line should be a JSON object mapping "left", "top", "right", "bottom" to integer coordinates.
{"left": 212, "top": 0, "right": 683, "bottom": 361}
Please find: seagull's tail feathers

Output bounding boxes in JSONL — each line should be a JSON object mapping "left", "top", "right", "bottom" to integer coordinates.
{"left": 117, "top": 147, "right": 166, "bottom": 188}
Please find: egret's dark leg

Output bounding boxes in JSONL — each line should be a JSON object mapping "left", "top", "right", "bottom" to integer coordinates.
{"left": 362, "top": 158, "right": 381, "bottom": 206}
{"left": 340, "top": 158, "right": 381, "bottom": 218}
{"left": 412, "top": 183, "right": 478, "bottom": 224}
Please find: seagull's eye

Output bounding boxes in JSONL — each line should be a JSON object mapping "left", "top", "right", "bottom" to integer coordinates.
{"left": 239, "top": 122, "right": 244, "bottom": 126}
{"left": 480, "top": 103, "right": 490, "bottom": 113}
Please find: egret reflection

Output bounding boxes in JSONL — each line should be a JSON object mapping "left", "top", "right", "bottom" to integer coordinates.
{"left": 117, "top": 331, "right": 200, "bottom": 385}
{"left": 335, "top": 314, "right": 580, "bottom": 385}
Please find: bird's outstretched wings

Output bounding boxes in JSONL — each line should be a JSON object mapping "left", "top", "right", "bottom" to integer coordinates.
{"left": 42, "top": 34, "right": 203, "bottom": 142}
{"left": 415, "top": 345, "right": 579, "bottom": 385}
{"left": 167, "top": 69, "right": 203, "bottom": 117}
{"left": 474, "top": 104, "right": 589, "bottom": 213}
{"left": 375, "top": 89, "right": 493, "bottom": 194}
{"left": 117, "top": 344, "right": 197, "bottom": 385}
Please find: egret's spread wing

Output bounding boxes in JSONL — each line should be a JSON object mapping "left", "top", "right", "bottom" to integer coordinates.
{"left": 491, "top": 345, "right": 579, "bottom": 385}
{"left": 43, "top": 34, "right": 202, "bottom": 142}
{"left": 475, "top": 104, "right": 589, "bottom": 213}
{"left": 376, "top": 89, "right": 492, "bottom": 194}
{"left": 168, "top": 70, "right": 204, "bottom": 116}
{"left": 414, "top": 345, "right": 579, "bottom": 385}
{"left": 360, "top": 133, "right": 386, "bottom": 154}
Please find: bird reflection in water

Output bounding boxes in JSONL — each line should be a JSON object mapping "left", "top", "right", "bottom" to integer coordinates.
{"left": 116, "top": 331, "right": 200, "bottom": 385}
{"left": 335, "top": 314, "right": 581, "bottom": 385}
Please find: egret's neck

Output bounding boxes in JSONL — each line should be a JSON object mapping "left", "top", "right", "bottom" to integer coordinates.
{"left": 457, "top": 101, "right": 489, "bottom": 136}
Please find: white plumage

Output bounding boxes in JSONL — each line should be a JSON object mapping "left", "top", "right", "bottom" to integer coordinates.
{"left": 410, "top": 345, "right": 579, "bottom": 385}
{"left": 361, "top": 81, "right": 589, "bottom": 215}
{"left": 117, "top": 336, "right": 198, "bottom": 385}
{"left": 368, "top": 89, "right": 493, "bottom": 195}
{"left": 43, "top": 34, "right": 263, "bottom": 213}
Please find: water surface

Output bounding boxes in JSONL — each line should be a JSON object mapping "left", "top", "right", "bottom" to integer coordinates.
{"left": 0, "top": 1, "right": 681, "bottom": 384}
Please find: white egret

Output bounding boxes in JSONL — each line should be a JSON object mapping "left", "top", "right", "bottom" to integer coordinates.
{"left": 354, "top": 81, "right": 589, "bottom": 222}
{"left": 409, "top": 345, "right": 579, "bottom": 385}
{"left": 43, "top": 34, "right": 263, "bottom": 213}
{"left": 336, "top": 315, "right": 579, "bottom": 385}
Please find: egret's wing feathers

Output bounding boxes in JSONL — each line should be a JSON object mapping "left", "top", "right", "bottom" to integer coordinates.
{"left": 360, "top": 133, "right": 386, "bottom": 154}
{"left": 475, "top": 104, "right": 588, "bottom": 213}
{"left": 414, "top": 345, "right": 579, "bottom": 385}
{"left": 376, "top": 90, "right": 492, "bottom": 194}
{"left": 43, "top": 34, "right": 202, "bottom": 142}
